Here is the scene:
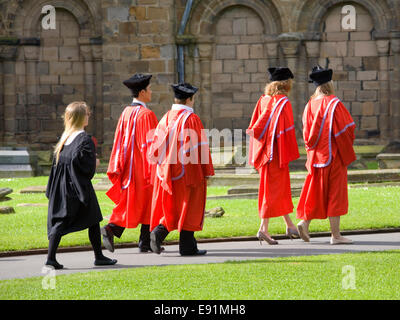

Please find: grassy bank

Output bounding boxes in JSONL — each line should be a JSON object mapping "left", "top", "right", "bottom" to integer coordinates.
{"left": 0, "top": 250, "right": 399, "bottom": 300}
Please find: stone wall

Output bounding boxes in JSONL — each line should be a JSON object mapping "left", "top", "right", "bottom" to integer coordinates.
{"left": 317, "top": 3, "right": 386, "bottom": 139}
{"left": 210, "top": 6, "right": 265, "bottom": 131}
{"left": 0, "top": 0, "right": 399, "bottom": 160}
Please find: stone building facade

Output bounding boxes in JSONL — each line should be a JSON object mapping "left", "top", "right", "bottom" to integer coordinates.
{"left": 0, "top": 0, "right": 399, "bottom": 158}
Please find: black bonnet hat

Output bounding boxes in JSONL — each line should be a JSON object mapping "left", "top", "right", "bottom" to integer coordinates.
{"left": 172, "top": 82, "right": 199, "bottom": 100}
{"left": 123, "top": 74, "right": 152, "bottom": 92}
{"left": 268, "top": 67, "right": 294, "bottom": 81}
{"left": 309, "top": 66, "right": 333, "bottom": 86}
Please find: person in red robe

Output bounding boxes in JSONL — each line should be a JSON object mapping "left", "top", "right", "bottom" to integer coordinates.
{"left": 149, "top": 82, "right": 215, "bottom": 256}
{"left": 101, "top": 74, "right": 159, "bottom": 252}
{"left": 296, "top": 66, "right": 356, "bottom": 245}
{"left": 247, "top": 67, "right": 300, "bottom": 245}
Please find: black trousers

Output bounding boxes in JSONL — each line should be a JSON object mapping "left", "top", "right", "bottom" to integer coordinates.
{"left": 152, "top": 224, "right": 199, "bottom": 255}
{"left": 107, "top": 223, "right": 151, "bottom": 249}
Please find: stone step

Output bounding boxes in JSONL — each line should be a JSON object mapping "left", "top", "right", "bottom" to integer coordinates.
{"left": 0, "top": 148, "right": 34, "bottom": 178}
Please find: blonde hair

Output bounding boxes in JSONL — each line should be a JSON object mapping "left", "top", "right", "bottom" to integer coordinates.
{"left": 54, "top": 101, "right": 90, "bottom": 164}
{"left": 265, "top": 79, "right": 293, "bottom": 96}
{"left": 311, "top": 81, "right": 335, "bottom": 99}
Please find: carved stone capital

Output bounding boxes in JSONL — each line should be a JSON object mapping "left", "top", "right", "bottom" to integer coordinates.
{"left": 198, "top": 43, "right": 213, "bottom": 59}
{"left": 279, "top": 40, "right": 300, "bottom": 58}
{"left": 304, "top": 41, "right": 320, "bottom": 58}
{"left": 376, "top": 40, "right": 390, "bottom": 56}
{"left": 23, "top": 45, "right": 40, "bottom": 61}
{"left": 0, "top": 45, "right": 18, "bottom": 61}
{"left": 80, "top": 45, "right": 93, "bottom": 61}
{"left": 278, "top": 33, "right": 301, "bottom": 58}
{"left": 91, "top": 44, "right": 103, "bottom": 61}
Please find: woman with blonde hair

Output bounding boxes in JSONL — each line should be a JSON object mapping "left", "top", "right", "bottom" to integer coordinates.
{"left": 45, "top": 101, "right": 117, "bottom": 269}
{"left": 296, "top": 66, "right": 356, "bottom": 244}
{"left": 247, "top": 67, "right": 300, "bottom": 245}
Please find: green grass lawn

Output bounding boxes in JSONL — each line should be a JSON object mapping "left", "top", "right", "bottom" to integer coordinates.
{"left": 0, "top": 176, "right": 399, "bottom": 252}
{"left": 0, "top": 250, "right": 399, "bottom": 300}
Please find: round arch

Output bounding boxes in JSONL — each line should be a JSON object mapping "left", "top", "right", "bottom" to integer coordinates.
{"left": 294, "top": 0, "right": 392, "bottom": 33}
{"left": 188, "top": 0, "right": 283, "bottom": 37}
{"left": 9, "top": 0, "right": 99, "bottom": 38}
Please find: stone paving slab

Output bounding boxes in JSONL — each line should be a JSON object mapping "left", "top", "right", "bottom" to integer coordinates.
{"left": 0, "top": 232, "right": 399, "bottom": 280}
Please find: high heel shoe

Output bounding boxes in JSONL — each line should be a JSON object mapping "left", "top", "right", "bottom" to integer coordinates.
{"left": 286, "top": 227, "right": 300, "bottom": 240}
{"left": 257, "top": 231, "right": 278, "bottom": 245}
{"left": 297, "top": 221, "right": 310, "bottom": 242}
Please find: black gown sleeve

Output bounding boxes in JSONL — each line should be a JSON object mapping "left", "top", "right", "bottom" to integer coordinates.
{"left": 45, "top": 158, "right": 56, "bottom": 199}
{"left": 73, "top": 135, "right": 97, "bottom": 179}
{"left": 70, "top": 134, "right": 97, "bottom": 205}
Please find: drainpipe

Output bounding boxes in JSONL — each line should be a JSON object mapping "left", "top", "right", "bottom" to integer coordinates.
{"left": 177, "top": 0, "right": 194, "bottom": 83}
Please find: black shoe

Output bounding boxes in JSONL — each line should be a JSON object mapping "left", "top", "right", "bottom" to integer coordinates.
{"left": 45, "top": 260, "right": 64, "bottom": 270}
{"left": 101, "top": 225, "right": 115, "bottom": 253}
{"left": 139, "top": 245, "right": 165, "bottom": 253}
{"left": 150, "top": 232, "right": 162, "bottom": 254}
{"left": 94, "top": 257, "right": 118, "bottom": 266}
{"left": 181, "top": 249, "right": 207, "bottom": 256}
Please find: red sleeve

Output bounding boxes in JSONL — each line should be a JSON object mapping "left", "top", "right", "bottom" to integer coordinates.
{"left": 107, "top": 111, "right": 125, "bottom": 185}
{"left": 246, "top": 96, "right": 270, "bottom": 169}
{"left": 136, "top": 110, "right": 159, "bottom": 184}
{"left": 246, "top": 95, "right": 270, "bottom": 141}
{"left": 183, "top": 114, "right": 214, "bottom": 183}
{"left": 333, "top": 102, "right": 356, "bottom": 167}
{"left": 106, "top": 110, "right": 127, "bottom": 204}
{"left": 277, "top": 101, "right": 299, "bottom": 168}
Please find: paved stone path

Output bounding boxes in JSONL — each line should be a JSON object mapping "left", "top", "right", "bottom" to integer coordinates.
{"left": 0, "top": 232, "right": 399, "bottom": 280}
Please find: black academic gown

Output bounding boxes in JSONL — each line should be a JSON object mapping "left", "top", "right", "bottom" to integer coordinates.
{"left": 46, "top": 132, "right": 103, "bottom": 239}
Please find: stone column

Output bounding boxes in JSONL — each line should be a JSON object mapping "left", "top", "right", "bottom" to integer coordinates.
{"left": 80, "top": 43, "right": 95, "bottom": 135}
{"left": 305, "top": 39, "right": 321, "bottom": 98}
{"left": 375, "top": 37, "right": 391, "bottom": 141}
{"left": 23, "top": 42, "right": 40, "bottom": 145}
{"left": 390, "top": 34, "right": 400, "bottom": 140}
{"left": 92, "top": 42, "right": 104, "bottom": 155}
{"left": 278, "top": 34, "right": 301, "bottom": 132}
{"left": 197, "top": 38, "right": 213, "bottom": 129}
{"left": 192, "top": 45, "right": 201, "bottom": 89}
{"left": 265, "top": 36, "right": 279, "bottom": 68}
{"left": 0, "top": 43, "right": 19, "bottom": 146}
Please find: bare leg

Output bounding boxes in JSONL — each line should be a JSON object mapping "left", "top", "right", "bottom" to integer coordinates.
{"left": 259, "top": 218, "right": 270, "bottom": 235}
{"left": 282, "top": 214, "right": 296, "bottom": 229}
{"left": 329, "top": 216, "right": 341, "bottom": 239}
{"left": 329, "top": 216, "right": 353, "bottom": 244}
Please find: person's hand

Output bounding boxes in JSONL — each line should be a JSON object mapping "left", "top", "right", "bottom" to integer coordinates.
{"left": 96, "top": 158, "right": 100, "bottom": 169}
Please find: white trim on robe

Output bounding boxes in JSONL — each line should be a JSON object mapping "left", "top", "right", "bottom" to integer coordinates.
{"left": 132, "top": 98, "right": 148, "bottom": 108}
{"left": 65, "top": 130, "right": 85, "bottom": 145}
{"left": 171, "top": 104, "right": 194, "bottom": 113}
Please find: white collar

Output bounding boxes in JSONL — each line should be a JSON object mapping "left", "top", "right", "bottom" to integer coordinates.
{"left": 65, "top": 130, "right": 85, "bottom": 145}
{"left": 171, "top": 104, "right": 194, "bottom": 113}
{"left": 132, "top": 99, "right": 147, "bottom": 108}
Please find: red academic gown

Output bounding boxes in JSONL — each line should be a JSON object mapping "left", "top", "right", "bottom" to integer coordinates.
{"left": 247, "top": 94, "right": 300, "bottom": 218}
{"left": 106, "top": 102, "right": 158, "bottom": 228}
{"left": 297, "top": 95, "right": 356, "bottom": 220}
{"left": 149, "top": 104, "right": 215, "bottom": 232}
